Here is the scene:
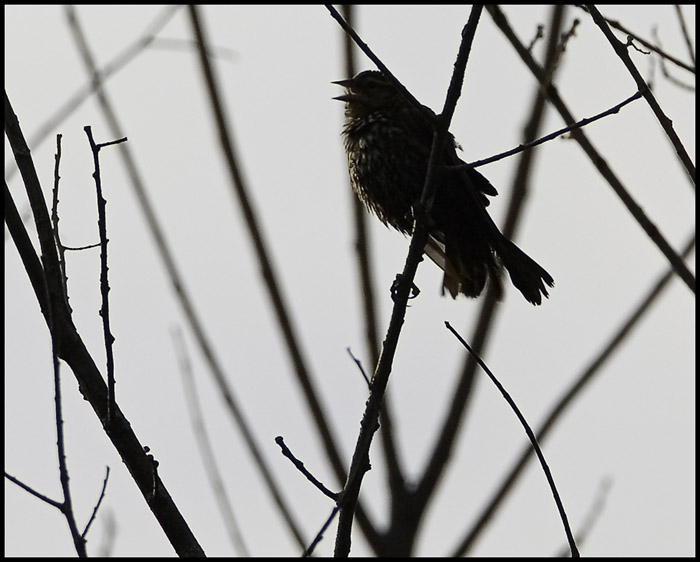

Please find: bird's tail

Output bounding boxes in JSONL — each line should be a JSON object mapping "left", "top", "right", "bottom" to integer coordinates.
{"left": 425, "top": 235, "right": 503, "bottom": 300}
{"left": 497, "top": 238, "right": 554, "bottom": 306}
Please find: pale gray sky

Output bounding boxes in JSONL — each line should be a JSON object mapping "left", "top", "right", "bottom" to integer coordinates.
{"left": 5, "top": 5, "right": 695, "bottom": 557}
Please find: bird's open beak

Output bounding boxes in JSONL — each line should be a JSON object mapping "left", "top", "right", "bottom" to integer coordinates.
{"left": 333, "top": 93, "right": 356, "bottom": 102}
{"left": 332, "top": 78, "right": 357, "bottom": 102}
{"left": 332, "top": 78, "right": 355, "bottom": 87}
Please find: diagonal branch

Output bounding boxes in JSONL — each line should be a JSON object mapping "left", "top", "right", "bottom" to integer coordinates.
{"left": 332, "top": 6, "right": 485, "bottom": 557}
{"left": 486, "top": 5, "right": 695, "bottom": 294}
{"left": 5, "top": 472, "right": 63, "bottom": 509}
{"left": 585, "top": 5, "right": 695, "bottom": 186}
{"left": 6, "top": 90, "right": 205, "bottom": 557}
{"left": 584, "top": 7, "right": 696, "bottom": 74}
{"left": 466, "top": 90, "right": 643, "bottom": 170}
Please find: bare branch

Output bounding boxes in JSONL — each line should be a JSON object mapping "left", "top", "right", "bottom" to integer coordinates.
{"left": 4, "top": 472, "right": 63, "bottom": 510}
{"left": 187, "top": 6, "right": 337, "bottom": 549}
{"left": 585, "top": 5, "right": 695, "bottom": 185}
{"left": 445, "top": 322, "right": 579, "bottom": 558}
{"left": 173, "top": 327, "right": 251, "bottom": 556}
{"left": 336, "top": 6, "right": 405, "bottom": 537}
{"left": 416, "top": 4, "right": 568, "bottom": 525}
{"left": 275, "top": 436, "right": 340, "bottom": 502}
{"left": 52, "top": 313, "right": 87, "bottom": 556}
{"left": 84, "top": 126, "right": 125, "bottom": 426}
{"left": 486, "top": 5, "right": 695, "bottom": 294}
{"left": 330, "top": 6, "right": 484, "bottom": 557}
{"left": 466, "top": 90, "right": 643, "bottom": 169}
{"left": 6, "top": 86, "right": 206, "bottom": 557}
{"left": 578, "top": 6, "right": 696, "bottom": 73}
{"left": 303, "top": 507, "right": 340, "bottom": 557}
{"left": 82, "top": 466, "right": 111, "bottom": 539}
{"left": 65, "top": 5, "right": 301, "bottom": 551}
{"left": 346, "top": 348, "right": 371, "bottom": 389}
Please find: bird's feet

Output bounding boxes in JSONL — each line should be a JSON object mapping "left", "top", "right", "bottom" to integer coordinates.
{"left": 391, "top": 274, "right": 421, "bottom": 302}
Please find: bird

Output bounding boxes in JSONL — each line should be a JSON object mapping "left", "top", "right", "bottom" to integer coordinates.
{"left": 334, "top": 70, "right": 554, "bottom": 305}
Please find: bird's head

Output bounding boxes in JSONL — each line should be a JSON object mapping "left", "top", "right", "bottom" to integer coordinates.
{"left": 333, "top": 70, "right": 400, "bottom": 118}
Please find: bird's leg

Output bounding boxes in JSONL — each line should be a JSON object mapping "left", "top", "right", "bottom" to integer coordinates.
{"left": 391, "top": 274, "right": 421, "bottom": 302}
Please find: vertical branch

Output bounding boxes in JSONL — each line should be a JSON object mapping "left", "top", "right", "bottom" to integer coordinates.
{"left": 50, "top": 135, "right": 87, "bottom": 557}
{"left": 51, "top": 134, "right": 71, "bottom": 307}
{"left": 52, "top": 341, "right": 87, "bottom": 556}
{"left": 333, "top": 7, "right": 484, "bottom": 556}
{"left": 83, "top": 126, "right": 126, "bottom": 426}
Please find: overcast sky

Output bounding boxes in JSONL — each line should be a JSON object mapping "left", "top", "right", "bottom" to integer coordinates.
{"left": 5, "top": 5, "right": 695, "bottom": 557}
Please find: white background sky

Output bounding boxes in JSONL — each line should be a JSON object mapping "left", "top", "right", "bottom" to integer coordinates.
{"left": 5, "top": 5, "right": 695, "bottom": 557}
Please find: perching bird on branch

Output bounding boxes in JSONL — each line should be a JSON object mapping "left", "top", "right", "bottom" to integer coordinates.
{"left": 334, "top": 70, "right": 554, "bottom": 305}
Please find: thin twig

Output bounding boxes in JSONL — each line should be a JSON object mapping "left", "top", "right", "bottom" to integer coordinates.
{"left": 84, "top": 126, "right": 125, "bottom": 427}
{"left": 62, "top": 243, "right": 101, "bottom": 251}
{"left": 303, "top": 506, "right": 340, "bottom": 557}
{"left": 579, "top": 6, "right": 696, "bottom": 73}
{"left": 466, "top": 90, "right": 643, "bottom": 169}
{"left": 51, "top": 134, "right": 71, "bottom": 309}
{"left": 444, "top": 322, "right": 579, "bottom": 558}
{"left": 275, "top": 436, "right": 340, "bottom": 501}
{"left": 346, "top": 348, "right": 371, "bottom": 389}
{"left": 50, "top": 139, "right": 86, "bottom": 556}
{"left": 4, "top": 472, "right": 63, "bottom": 509}
{"left": 82, "top": 466, "right": 111, "bottom": 539}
